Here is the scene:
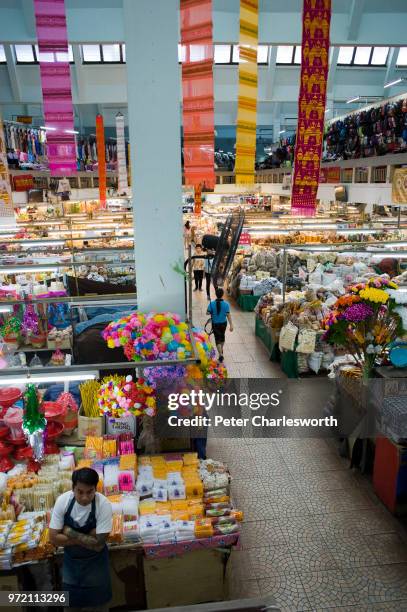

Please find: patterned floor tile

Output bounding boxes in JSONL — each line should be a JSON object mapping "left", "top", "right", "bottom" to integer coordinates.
{"left": 245, "top": 545, "right": 298, "bottom": 578}
{"left": 293, "top": 470, "right": 362, "bottom": 494}
{"left": 315, "top": 511, "right": 365, "bottom": 538}
{"left": 288, "top": 540, "right": 339, "bottom": 572}
{"left": 259, "top": 473, "right": 301, "bottom": 496}
{"left": 356, "top": 564, "right": 407, "bottom": 603}
{"left": 228, "top": 459, "right": 261, "bottom": 480}
{"left": 274, "top": 515, "right": 325, "bottom": 545}
{"left": 241, "top": 496, "right": 277, "bottom": 522}
{"left": 230, "top": 477, "right": 267, "bottom": 500}
{"left": 254, "top": 458, "right": 291, "bottom": 477}
{"left": 323, "top": 535, "right": 378, "bottom": 568}
{"left": 300, "top": 568, "right": 370, "bottom": 608}
{"left": 351, "top": 508, "right": 401, "bottom": 536}
{"left": 270, "top": 493, "right": 312, "bottom": 519}
{"left": 304, "top": 489, "right": 376, "bottom": 514}
{"left": 367, "top": 533, "right": 407, "bottom": 565}
{"left": 285, "top": 456, "right": 349, "bottom": 474}
{"left": 258, "top": 574, "right": 313, "bottom": 612}
{"left": 239, "top": 520, "right": 287, "bottom": 548}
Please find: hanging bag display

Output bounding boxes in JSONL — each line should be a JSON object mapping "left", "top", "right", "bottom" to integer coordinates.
{"left": 279, "top": 322, "right": 298, "bottom": 352}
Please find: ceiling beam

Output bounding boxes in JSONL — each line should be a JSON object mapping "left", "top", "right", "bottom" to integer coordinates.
{"left": 265, "top": 45, "right": 278, "bottom": 101}
{"left": 327, "top": 47, "right": 339, "bottom": 95}
{"left": 21, "top": 0, "right": 36, "bottom": 40}
{"left": 383, "top": 47, "right": 398, "bottom": 89}
{"left": 347, "top": 0, "right": 365, "bottom": 41}
{"left": 4, "top": 45, "right": 22, "bottom": 103}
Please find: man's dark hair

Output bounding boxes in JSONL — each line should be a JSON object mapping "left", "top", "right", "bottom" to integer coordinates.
{"left": 72, "top": 467, "right": 99, "bottom": 488}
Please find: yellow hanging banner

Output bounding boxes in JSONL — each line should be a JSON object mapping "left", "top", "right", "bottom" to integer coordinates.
{"left": 235, "top": 0, "right": 259, "bottom": 185}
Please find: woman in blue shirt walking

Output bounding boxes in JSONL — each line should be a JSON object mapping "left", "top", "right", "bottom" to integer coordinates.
{"left": 207, "top": 288, "right": 233, "bottom": 362}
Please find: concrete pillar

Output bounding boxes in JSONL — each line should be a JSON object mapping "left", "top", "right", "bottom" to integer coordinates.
{"left": 123, "top": 0, "right": 185, "bottom": 314}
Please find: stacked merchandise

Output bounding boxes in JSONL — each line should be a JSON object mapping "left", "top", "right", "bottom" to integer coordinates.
{"left": 255, "top": 289, "right": 336, "bottom": 374}
{"left": 324, "top": 96, "right": 407, "bottom": 161}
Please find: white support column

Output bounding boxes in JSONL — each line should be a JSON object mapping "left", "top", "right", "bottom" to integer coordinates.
{"left": 123, "top": 0, "right": 184, "bottom": 314}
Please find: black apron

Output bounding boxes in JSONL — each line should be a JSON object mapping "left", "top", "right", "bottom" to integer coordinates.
{"left": 62, "top": 496, "right": 112, "bottom": 608}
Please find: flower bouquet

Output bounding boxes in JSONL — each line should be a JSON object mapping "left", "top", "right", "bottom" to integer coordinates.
{"left": 97, "top": 375, "right": 157, "bottom": 418}
{"left": 323, "top": 277, "right": 405, "bottom": 378}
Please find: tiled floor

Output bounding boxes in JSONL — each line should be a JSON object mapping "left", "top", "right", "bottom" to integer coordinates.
{"left": 192, "top": 292, "right": 407, "bottom": 612}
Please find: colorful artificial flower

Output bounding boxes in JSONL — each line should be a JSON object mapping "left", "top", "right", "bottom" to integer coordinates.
{"left": 342, "top": 303, "right": 374, "bottom": 322}
{"left": 359, "top": 287, "right": 389, "bottom": 304}
{"left": 97, "top": 375, "right": 157, "bottom": 418}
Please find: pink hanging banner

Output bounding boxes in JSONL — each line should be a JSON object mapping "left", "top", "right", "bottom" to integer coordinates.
{"left": 181, "top": 0, "right": 215, "bottom": 194}
{"left": 34, "top": 0, "right": 77, "bottom": 176}
{"left": 291, "top": 0, "right": 332, "bottom": 216}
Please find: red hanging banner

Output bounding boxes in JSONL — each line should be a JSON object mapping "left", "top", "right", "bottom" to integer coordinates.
{"left": 181, "top": 0, "right": 215, "bottom": 194}
{"left": 33, "top": 0, "right": 77, "bottom": 176}
{"left": 96, "top": 115, "right": 107, "bottom": 209}
{"left": 291, "top": 0, "right": 332, "bottom": 216}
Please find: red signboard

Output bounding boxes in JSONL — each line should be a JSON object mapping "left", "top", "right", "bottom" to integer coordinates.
{"left": 13, "top": 175, "right": 34, "bottom": 191}
{"left": 239, "top": 232, "right": 251, "bottom": 246}
{"left": 320, "top": 166, "right": 340, "bottom": 183}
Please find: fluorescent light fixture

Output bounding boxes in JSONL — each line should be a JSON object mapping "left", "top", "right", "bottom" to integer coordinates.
{"left": 65, "top": 129, "right": 79, "bottom": 134}
{"left": 279, "top": 130, "right": 286, "bottom": 134}
{"left": 0, "top": 372, "right": 98, "bottom": 385}
{"left": 0, "top": 265, "right": 61, "bottom": 273}
{"left": 384, "top": 78, "right": 403, "bottom": 89}
{"left": 40, "top": 126, "right": 57, "bottom": 131}
{"left": 325, "top": 109, "right": 330, "bottom": 113}
{"left": 346, "top": 96, "right": 360, "bottom": 104}
{"left": 384, "top": 242, "right": 407, "bottom": 247}
{"left": 0, "top": 305, "right": 13, "bottom": 314}
{"left": 22, "top": 240, "right": 65, "bottom": 248}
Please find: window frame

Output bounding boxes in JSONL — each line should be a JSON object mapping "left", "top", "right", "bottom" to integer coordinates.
{"left": 15, "top": 44, "right": 74, "bottom": 65}
{"left": 337, "top": 46, "right": 388, "bottom": 67}
{"left": 276, "top": 45, "right": 301, "bottom": 65}
{"left": 0, "top": 44, "right": 6, "bottom": 64}
{"left": 396, "top": 47, "right": 407, "bottom": 67}
{"left": 82, "top": 43, "right": 125, "bottom": 64}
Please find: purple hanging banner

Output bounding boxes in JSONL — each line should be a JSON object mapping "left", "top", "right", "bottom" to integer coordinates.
{"left": 34, "top": 0, "right": 77, "bottom": 175}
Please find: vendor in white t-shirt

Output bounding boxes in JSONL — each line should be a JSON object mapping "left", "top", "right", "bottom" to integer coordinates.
{"left": 49, "top": 468, "right": 113, "bottom": 611}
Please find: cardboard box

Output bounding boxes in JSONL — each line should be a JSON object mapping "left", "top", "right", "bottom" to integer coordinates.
{"left": 77, "top": 406, "right": 104, "bottom": 440}
{"left": 105, "top": 414, "right": 136, "bottom": 436}
{"left": 47, "top": 337, "right": 71, "bottom": 350}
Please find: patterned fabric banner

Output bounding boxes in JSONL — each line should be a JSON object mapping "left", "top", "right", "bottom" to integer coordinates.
{"left": 392, "top": 168, "right": 407, "bottom": 204}
{"left": 291, "top": 0, "right": 332, "bottom": 215}
{"left": 33, "top": 0, "right": 76, "bottom": 176}
{"left": 115, "top": 113, "right": 129, "bottom": 195}
{"left": 181, "top": 0, "right": 215, "bottom": 193}
{"left": 235, "top": 0, "right": 259, "bottom": 184}
{"left": 96, "top": 115, "right": 107, "bottom": 208}
{"left": 0, "top": 113, "right": 14, "bottom": 225}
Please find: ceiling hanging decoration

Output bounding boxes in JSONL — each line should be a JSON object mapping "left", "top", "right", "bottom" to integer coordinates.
{"left": 180, "top": 0, "right": 215, "bottom": 205}
{"left": 291, "top": 0, "right": 332, "bottom": 216}
{"left": 235, "top": 0, "right": 259, "bottom": 185}
{"left": 115, "top": 112, "right": 129, "bottom": 195}
{"left": 96, "top": 114, "right": 107, "bottom": 209}
{"left": 33, "top": 0, "right": 77, "bottom": 175}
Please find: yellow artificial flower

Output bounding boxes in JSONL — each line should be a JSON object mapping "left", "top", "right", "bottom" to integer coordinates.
{"left": 388, "top": 281, "right": 398, "bottom": 289}
{"left": 359, "top": 287, "right": 389, "bottom": 304}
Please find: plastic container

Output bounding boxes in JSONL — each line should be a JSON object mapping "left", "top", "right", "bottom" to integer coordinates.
{"left": 3, "top": 407, "right": 23, "bottom": 440}
{"left": 0, "top": 388, "right": 22, "bottom": 422}
{"left": 42, "top": 401, "right": 66, "bottom": 424}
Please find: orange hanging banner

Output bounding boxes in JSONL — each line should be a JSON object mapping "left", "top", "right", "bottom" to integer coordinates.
{"left": 96, "top": 114, "right": 106, "bottom": 208}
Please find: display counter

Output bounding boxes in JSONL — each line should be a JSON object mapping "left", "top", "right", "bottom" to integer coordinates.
{"left": 236, "top": 294, "right": 260, "bottom": 312}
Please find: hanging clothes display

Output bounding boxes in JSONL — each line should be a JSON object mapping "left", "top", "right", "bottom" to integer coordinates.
{"left": 0, "top": 113, "right": 14, "bottom": 224}
{"left": 291, "top": 0, "right": 332, "bottom": 216}
{"left": 4, "top": 123, "right": 47, "bottom": 170}
{"left": 96, "top": 114, "right": 107, "bottom": 208}
{"left": 235, "top": 0, "right": 259, "bottom": 185}
{"left": 180, "top": 0, "right": 215, "bottom": 195}
{"left": 33, "top": 0, "right": 77, "bottom": 175}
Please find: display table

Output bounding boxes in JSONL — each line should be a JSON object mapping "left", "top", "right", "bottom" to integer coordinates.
{"left": 237, "top": 294, "right": 261, "bottom": 311}
{"left": 255, "top": 317, "right": 298, "bottom": 377}
{"left": 7, "top": 537, "right": 237, "bottom": 610}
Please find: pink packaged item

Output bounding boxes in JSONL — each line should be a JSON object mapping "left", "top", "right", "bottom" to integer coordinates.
{"left": 4, "top": 407, "right": 23, "bottom": 440}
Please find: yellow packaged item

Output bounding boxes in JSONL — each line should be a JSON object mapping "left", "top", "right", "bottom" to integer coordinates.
{"left": 194, "top": 519, "right": 214, "bottom": 538}
{"left": 152, "top": 467, "right": 167, "bottom": 479}
{"left": 85, "top": 436, "right": 103, "bottom": 452}
{"left": 139, "top": 499, "right": 156, "bottom": 515}
{"left": 188, "top": 505, "right": 204, "bottom": 519}
{"left": 76, "top": 459, "right": 92, "bottom": 469}
{"left": 166, "top": 460, "right": 183, "bottom": 472}
{"left": 155, "top": 502, "right": 171, "bottom": 514}
{"left": 119, "top": 454, "right": 137, "bottom": 471}
{"left": 185, "top": 481, "right": 203, "bottom": 498}
{"left": 103, "top": 439, "right": 116, "bottom": 458}
{"left": 170, "top": 500, "right": 188, "bottom": 511}
{"left": 183, "top": 452, "right": 198, "bottom": 466}
{"left": 230, "top": 510, "right": 244, "bottom": 522}
{"left": 139, "top": 456, "right": 151, "bottom": 466}
{"left": 171, "top": 510, "right": 189, "bottom": 521}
